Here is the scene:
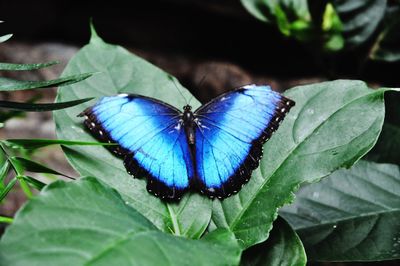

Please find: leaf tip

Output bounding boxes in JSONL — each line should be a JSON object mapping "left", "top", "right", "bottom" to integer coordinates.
{"left": 89, "top": 19, "right": 104, "bottom": 45}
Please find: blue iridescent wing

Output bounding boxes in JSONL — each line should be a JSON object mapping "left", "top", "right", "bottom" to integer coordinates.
{"left": 193, "top": 85, "right": 295, "bottom": 199}
{"left": 79, "top": 94, "right": 193, "bottom": 200}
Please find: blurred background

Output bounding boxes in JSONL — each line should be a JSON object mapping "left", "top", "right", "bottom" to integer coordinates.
{"left": 0, "top": 1, "right": 399, "bottom": 264}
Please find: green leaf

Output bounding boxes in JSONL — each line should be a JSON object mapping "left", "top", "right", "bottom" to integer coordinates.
{"left": 367, "top": 123, "right": 400, "bottom": 165}
{"left": 21, "top": 175, "right": 46, "bottom": 190}
{"left": 210, "top": 80, "right": 392, "bottom": 249}
{"left": 0, "top": 177, "right": 241, "bottom": 266}
{"left": 4, "top": 139, "right": 116, "bottom": 150}
{"left": 241, "top": 217, "right": 306, "bottom": 266}
{"left": 367, "top": 91, "right": 400, "bottom": 165}
{"left": 53, "top": 25, "right": 211, "bottom": 239}
{"left": 0, "top": 61, "right": 58, "bottom": 71}
{"left": 9, "top": 157, "right": 72, "bottom": 179}
{"left": 0, "top": 160, "right": 10, "bottom": 183}
{"left": 331, "top": 0, "right": 387, "bottom": 48}
{"left": 280, "top": 160, "right": 400, "bottom": 261}
{"left": 369, "top": 6, "right": 400, "bottom": 62}
{"left": 0, "top": 98, "right": 93, "bottom": 111}
{"left": 241, "top": 0, "right": 310, "bottom": 24}
{"left": 0, "top": 177, "right": 17, "bottom": 202}
{"left": 0, "top": 34, "right": 12, "bottom": 43}
{"left": 0, "top": 73, "right": 93, "bottom": 91}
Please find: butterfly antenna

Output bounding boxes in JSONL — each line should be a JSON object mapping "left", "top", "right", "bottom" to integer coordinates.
{"left": 168, "top": 75, "right": 188, "bottom": 104}
{"left": 188, "top": 72, "right": 209, "bottom": 106}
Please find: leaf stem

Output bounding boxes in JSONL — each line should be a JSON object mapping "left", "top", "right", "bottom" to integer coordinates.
{"left": 0, "top": 215, "right": 13, "bottom": 224}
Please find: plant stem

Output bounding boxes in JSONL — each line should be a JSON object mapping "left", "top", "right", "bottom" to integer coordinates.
{"left": 0, "top": 215, "right": 13, "bottom": 224}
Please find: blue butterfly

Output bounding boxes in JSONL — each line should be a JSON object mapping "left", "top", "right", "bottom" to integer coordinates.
{"left": 79, "top": 84, "right": 295, "bottom": 200}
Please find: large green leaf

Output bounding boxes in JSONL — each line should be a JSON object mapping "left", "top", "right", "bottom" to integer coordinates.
{"left": 0, "top": 177, "right": 241, "bottom": 266}
{"left": 280, "top": 160, "right": 400, "bottom": 261}
{"left": 331, "top": 0, "right": 387, "bottom": 48}
{"left": 210, "top": 80, "right": 391, "bottom": 249}
{"left": 241, "top": 218, "right": 306, "bottom": 266}
{"left": 54, "top": 26, "right": 211, "bottom": 239}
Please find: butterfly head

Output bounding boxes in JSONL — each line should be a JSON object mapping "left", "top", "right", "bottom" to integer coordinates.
{"left": 183, "top": 105, "right": 192, "bottom": 111}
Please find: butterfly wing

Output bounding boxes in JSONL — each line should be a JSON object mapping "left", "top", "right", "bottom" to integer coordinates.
{"left": 79, "top": 94, "right": 193, "bottom": 200}
{"left": 193, "top": 85, "right": 295, "bottom": 198}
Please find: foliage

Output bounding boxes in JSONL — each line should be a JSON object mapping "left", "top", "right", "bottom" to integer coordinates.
{"left": 0, "top": 26, "right": 105, "bottom": 223}
{"left": 0, "top": 24, "right": 399, "bottom": 265}
{"left": 241, "top": 0, "right": 400, "bottom": 73}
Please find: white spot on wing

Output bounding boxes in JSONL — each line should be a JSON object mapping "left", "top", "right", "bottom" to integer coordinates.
{"left": 118, "top": 93, "right": 129, "bottom": 97}
{"left": 174, "top": 123, "right": 181, "bottom": 130}
{"left": 243, "top": 84, "right": 256, "bottom": 89}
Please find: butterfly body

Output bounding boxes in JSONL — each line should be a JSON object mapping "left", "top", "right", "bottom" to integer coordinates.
{"left": 79, "top": 85, "right": 295, "bottom": 201}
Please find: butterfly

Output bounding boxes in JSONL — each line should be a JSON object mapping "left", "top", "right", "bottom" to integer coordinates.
{"left": 79, "top": 84, "right": 295, "bottom": 200}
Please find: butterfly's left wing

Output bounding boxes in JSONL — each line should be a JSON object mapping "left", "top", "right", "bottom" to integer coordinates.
{"left": 193, "top": 85, "right": 295, "bottom": 199}
{"left": 80, "top": 94, "right": 193, "bottom": 200}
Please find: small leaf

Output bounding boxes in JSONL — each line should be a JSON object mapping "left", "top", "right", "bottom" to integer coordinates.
{"left": 0, "top": 98, "right": 93, "bottom": 111}
{"left": 4, "top": 139, "right": 116, "bottom": 150}
{"left": 0, "top": 177, "right": 17, "bottom": 202}
{"left": 280, "top": 160, "right": 400, "bottom": 261}
{"left": 369, "top": 6, "right": 400, "bottom": 62}
{"left": 0, "top": 73, "right": 93, "bottom": 91}
{"left": 0, "top": 161, "right": 10, "bottom": 183}
{"left": 241, "top": 217, "right": 307, "bottom": 266}
{"left": 331, "top": 0, "right": 387, "bottom": 48}
{"left": 9, "top": 157, "right": 73, "bottom": 179}
{"left": 0, "top": 177, "right": 241, "bottom": 266}
{"left": 0, "top": 61, "right": 59, "bottom": 71}
{"left": 21, "top": 175, "right": 46, "bottom": 190}
{"left": 0, "top": 34, "right": 12, "bottom": 43}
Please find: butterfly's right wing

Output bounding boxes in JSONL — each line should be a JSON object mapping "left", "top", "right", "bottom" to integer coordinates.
{"left": 193, "top": 85, "right": 295, "bottom": 199}
{"left": 80, "top": 94, "right": 194, "bottom": 200}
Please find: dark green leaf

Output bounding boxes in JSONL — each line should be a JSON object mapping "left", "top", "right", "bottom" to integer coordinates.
{"left": 366, "top": 91, "right": 400, "bottom": 165}
{"left": 0, "top": 177, "right": 17, "bottom": 202}
{"left": 54, "top": 25, "right": 211, "bottom": 239}
{"left": 370, "top": 6, "right": 400, "bottom": 62}
{"left": 0, "top": 73, "right": 93, "bottom": 91}
{"left": 0, "top": 61, "right": 58, "bottom": 71}
{"left": 4, "top": 139, "right": 116, "bottom": 150}
{"left": 367, "top": 123, "right": 400, "bottom": 165}
{"left": 0, "top": 98, "right": 93, "bottom": 111}
{"left": 331, "top": 0, "right": 387, "bottom": 48}
{"left": 0, "top": 161, "right": 10, "bottom": 183}
{"left": 21, "top": 175, "right": 46, "bottom": 190}
{"left": 241, "top": 217, "right": 306, "bottom": 266}
{"left": 0, "top": 34, "right": 12, "bottom": 43}
{"left": 0, "top": 177, "right": 241, "bottom": 266}
{"left": 280, "top": 160, "right": 400, "bottom": 261}
{"left": 241, "top": 0, "right": 310, "bottom": 24}
{"left": 210, "top": 80, "right": 391, "bottom": 249}
{"left": 9, "top": 157, "right": 73, "bottom": 179}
